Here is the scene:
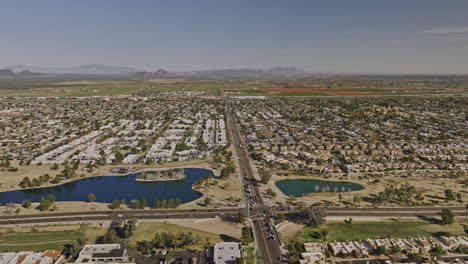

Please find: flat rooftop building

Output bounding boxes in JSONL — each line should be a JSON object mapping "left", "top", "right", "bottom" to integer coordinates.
{"left": 214, "top": 242, "right": 242, "bottom": 264}
{"left": 75, "top": 244, "right": 134, "bottom": 264}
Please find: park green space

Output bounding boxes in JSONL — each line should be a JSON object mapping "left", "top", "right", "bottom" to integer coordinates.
{"left": 0, "top": 224, "right": 106, "bottom": 251}
{"left": 298, "top": 220, "right": 466, "bottom": 242}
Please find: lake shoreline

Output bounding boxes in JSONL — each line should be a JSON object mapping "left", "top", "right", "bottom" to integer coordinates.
{"left": 3, "top": 161, "right": 216, "bottom": 193}
{"left": 0, "top": 167, "right": 216, "bottom": 206}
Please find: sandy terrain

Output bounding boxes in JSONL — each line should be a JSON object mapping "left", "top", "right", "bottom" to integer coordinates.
{"left": 150, "top": 218, "right": 242, "bottom": 239}
{"left": 276, "top": 221, "right": 305, "bottom": 243}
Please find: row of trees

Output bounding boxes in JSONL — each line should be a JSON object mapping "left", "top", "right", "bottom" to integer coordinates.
{"left": 241, "top": 226, "right": 254, "bottom": 244}
{"left": 136, "top": 232, "right": 202, "bottom": 254}
{"left": 378, "top": 183, "right": 418, "bottom": 205}
{"left": 109, "top": 198, "right": 182, "bottom": 209}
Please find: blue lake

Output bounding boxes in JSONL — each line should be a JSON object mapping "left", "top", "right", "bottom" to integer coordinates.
{"left": 275, "top": 179, "right": 364, "bottom": 197}
{"left": 0, "top": 168, "right": 213, "bottom": 205}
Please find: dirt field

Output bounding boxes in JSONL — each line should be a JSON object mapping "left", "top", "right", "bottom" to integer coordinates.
{"left": 262, "top": 87, "right": 378, "bottom": 96}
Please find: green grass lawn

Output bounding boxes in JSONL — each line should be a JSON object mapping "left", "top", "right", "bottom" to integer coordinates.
{"left": 298, "top": 221, "right": 466, "bottom": 242}
{"left": 0, "top": 224, "right": 106, "bottom": 251}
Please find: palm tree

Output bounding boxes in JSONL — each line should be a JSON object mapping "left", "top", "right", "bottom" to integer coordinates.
{"left": 14, "top": 208, "right": 21, "bottom": 227}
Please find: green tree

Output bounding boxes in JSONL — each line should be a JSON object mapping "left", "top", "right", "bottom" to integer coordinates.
{"left": 204, "top": 197, "right": 212, "bottom": 207}
{"left": 110, "top": 200, "right": 121, "bottom": 209}
{"left": 153, "top": 199, "right": 161, "bottom": 209}
{"left": 235, "top": 211, "right": 246, "bottom": 223}
{"left": 121, "top": 218, "right": 137, "bottom": 238}
{"left": 441, "top": 208, "right": 454, "bottom": 225}
{"left": 259, "top": 169, "right": 272, "bottom": 184}
{"left": 63, "top": 243, "right": 78, "bottom": 257}
{"left": 102, "top": 228, "right": 119, "bottom": 243}
{"left": 445, "top": 189, "right": 456, "bottom": 201}
{"left": 375, "top": 245, "right": 387, "bottom": 256}
{"left": 21, "top": 200, "right": 31, "bottom": 208}
{"left": 88, "top": 193, "right": 96, "bottom": 203}
{"left": 353, "top": 195, "right": 362, "bottom": 205}
{"left": 297, "top": 207, "right": 327, "bottom": 227}
{"left": 277, "top": 213, "right": 285, "bottom": 223}
{"left": 241, "top": 226, "right": 254, "bottom": 244}
{"left": 233, "top": 258, "right": 244, "bottom": 264}
{"left": 38, "top": 197, "right": 52, "bottom": 211}
{"left": 407, "top": 253, "right": 422, "bottom": 263}
{"left": 19, "top": 177, "right": 31, "bottom": 188}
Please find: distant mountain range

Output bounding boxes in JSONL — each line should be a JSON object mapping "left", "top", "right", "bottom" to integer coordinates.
{"left": 0, "top": 69, "right": 44, "bottom": 77}
{"left": 189, "top": 66, "right": 309, "bottom": 78}
{"left": 5, "top": 64, "right": 138, "bottom": 75}
{"left": 1, "top": 64, "right": 310, "bottom": 78}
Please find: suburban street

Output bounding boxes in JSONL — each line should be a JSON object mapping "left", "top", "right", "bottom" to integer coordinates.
{"left": 227, "top": 99, "right": 288, "bottom": 264}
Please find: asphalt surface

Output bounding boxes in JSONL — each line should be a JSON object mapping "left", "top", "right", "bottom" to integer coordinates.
{"left": 0, "top": 209, "right": 238, "bottom": 226}
{"left": 226, "top": 101, "right": 284, "bottom": 264}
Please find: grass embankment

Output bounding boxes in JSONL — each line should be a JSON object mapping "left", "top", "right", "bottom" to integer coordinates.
{"left": 298, "top": 221, "right": 466, "bottom": 242}
{"left": 244, "top": 247, "right": 261, "bottom": 264}
{"left": 0, "top": 224, "right": 107, "bottom": 251}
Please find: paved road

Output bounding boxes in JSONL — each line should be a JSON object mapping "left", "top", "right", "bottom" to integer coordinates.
{"left": 226, "top": 100, "right": 284, "bottom": 264}
{"left": 0, "top": 209, "right": 238, "bottom": 226}
{"left": 1, "top": 206, "right": 464, "bottom": 226}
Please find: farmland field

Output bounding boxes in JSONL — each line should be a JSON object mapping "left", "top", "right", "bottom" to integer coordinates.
{"left": 0, "top": 78, "right": 220, "bottom": 97}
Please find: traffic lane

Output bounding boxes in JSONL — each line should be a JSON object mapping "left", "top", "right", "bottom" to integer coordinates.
{"left": 261, "top": 218, "right": 282, "bottom": 264}
{"left": 0, "top": 212, "right": 237, "bottom": 225}
{"left": 0, "top": 208, "right": 239, "bottom": 220}
{"left": 253, "top": 219, "right": 276, "bottom": 264}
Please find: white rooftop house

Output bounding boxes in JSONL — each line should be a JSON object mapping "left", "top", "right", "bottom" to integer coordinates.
{"left": 214, "top": 242, "right": 242, "bottom": 264}
{"left": 74, "top": 244, "right": 133, "bottom": 264}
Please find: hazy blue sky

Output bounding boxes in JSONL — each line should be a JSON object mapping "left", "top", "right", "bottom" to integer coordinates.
{"left": 1, "top": 0, "right": 468, "bottom": 74}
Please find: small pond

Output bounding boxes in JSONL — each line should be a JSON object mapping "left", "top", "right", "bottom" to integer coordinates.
{"left": 0, "top": 168, "right": 213, "bottom": 205}
{"left": 275, "top": 179, "right": 364, "bottom": 197}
